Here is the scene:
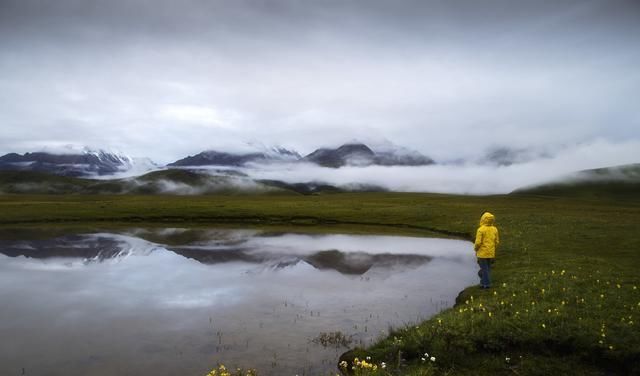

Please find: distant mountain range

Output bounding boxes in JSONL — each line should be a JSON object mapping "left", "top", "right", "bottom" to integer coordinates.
{"left": 170, "top": 143, "right": 434, "bottom": 168}
{"left": 1, "top": 159, "right": 639, "bottom": 198}
{"left": 0, "top": 142, "right": 435, "bottom": 178}
{"left": 2, "top": 144, "right": 637, "bottom": 199}
{"left": 1, "top": 143, "right": 553, "bottom": 176}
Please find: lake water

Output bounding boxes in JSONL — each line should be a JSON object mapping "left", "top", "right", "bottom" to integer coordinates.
{"left": 0, "top": 228, "right": 477, "bottom": 376}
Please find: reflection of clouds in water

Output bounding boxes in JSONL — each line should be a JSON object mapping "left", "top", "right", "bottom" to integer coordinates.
{"left": 0, "top": 256, "right": 91, "bottom": 272}
{"left": 0, "top": 249, "right": 248, "bottom": 310}
{"left": 97, "top": 249, "right": 246, "bottom": 308}
{"left": 1, "top": 230, "right": 476, "bottom": 305}
{"left": 0, "top": 230, "right": 475, "bottom": 276}
{"left": 159, "top": 288, "right": 242, "bottom": 309}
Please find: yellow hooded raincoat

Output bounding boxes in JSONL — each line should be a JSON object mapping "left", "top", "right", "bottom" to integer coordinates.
{"left": 474, "top": 212, "right": 499, "bottom": 258}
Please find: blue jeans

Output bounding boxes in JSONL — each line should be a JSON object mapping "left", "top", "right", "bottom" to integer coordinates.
{"left": 477, "top": 258, "right": 492, "bottom": 287}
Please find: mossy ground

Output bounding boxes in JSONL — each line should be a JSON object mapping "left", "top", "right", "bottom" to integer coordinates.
{"left": 1, "top": 192, "right": 639, "bottom": 375}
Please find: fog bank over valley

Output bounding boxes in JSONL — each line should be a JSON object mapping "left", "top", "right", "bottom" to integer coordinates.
{"left": 235, "top": 139, "right": 640, "bottom": 194}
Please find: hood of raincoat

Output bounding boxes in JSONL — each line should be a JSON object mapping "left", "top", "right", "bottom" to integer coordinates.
{"left": 480, "top": 212, "right": 495, "bottom": 226}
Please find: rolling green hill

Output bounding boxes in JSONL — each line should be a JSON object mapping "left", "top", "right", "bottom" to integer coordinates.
{"left": 512, "top": 163, "right": 640, "bottom": 201}
{"left": 0, "top": 169, "right": 295, "bottom": 195}
{"left": 0, "top": 170, "right": 102, "bottom": 194}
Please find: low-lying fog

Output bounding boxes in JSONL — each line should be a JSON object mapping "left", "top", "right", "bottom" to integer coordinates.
{"left": 240, "top": 139, "right": 640, "bottom": 194}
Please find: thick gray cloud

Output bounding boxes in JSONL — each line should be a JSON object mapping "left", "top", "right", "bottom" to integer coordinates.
{"left": 1, "top": 0, "right": 639, "bottom": 164}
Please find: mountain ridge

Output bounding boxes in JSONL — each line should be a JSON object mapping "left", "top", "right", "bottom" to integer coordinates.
{"left": 0, "top": 149, "right": 154, "bottom": 177}
{"left": 301, "top": 142, "right": 434, "bottom": 168}
{"left": 168, "top": 146, "right": 301, "bottom": 167}
{"left": 166, "top": 142, "right": 434, "bottom": 168}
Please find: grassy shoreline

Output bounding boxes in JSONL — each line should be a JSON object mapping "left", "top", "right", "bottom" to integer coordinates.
{"left": 2, "top": 193, "right": 639, "bottom": 375}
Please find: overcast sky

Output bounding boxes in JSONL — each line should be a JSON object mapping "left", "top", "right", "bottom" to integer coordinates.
{"left": 1, "top": 0, "right": 639, "bottom": 165}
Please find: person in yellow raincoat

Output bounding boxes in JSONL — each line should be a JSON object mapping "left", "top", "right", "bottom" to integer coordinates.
{"left": 474, "top": 212, "right": 499, "bottom": 289}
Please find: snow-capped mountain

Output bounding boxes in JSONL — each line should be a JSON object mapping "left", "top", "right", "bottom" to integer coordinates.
{"left": 302, "top": 143, "right": 434, "bottom": 168}
{"left": 245, "top": 142, "right": 302, "bottom": 162}
{"left": 168, "top": 146, "right": 301, "bottom": 167}
{"left": 101, "top": 157, "right": 161, "bottom": 179}
{"left": 302, "top": 143, "right": 376, "bottom": 167}
{"left": 1, "top": 140, "right": 434, "bottom": 182}
{"left": 0, "top": 148, "right": 157, "bottom": 177}
{"left": 371, "top": 143, "right": 435, "bottom": 166}
{"left": 168, "top": 142, "right": 434, "bottom": 169}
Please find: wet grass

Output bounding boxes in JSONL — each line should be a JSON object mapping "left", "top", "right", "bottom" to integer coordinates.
{"left": 1, "top": 192, "right": 639, "bottom": 374}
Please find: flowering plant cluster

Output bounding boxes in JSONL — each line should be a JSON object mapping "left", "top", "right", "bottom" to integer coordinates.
{"left": 205, "top": 364, "right": 256, "bottom": 376}
{"left": 339, "top": 356, "right": 389, "bottom": 375}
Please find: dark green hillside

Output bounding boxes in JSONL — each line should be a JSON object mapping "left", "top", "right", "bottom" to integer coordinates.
{"left": 0, "top": 170, "right": 145, "bottom": 194}
{"left": 0, "top": 170, "right": 294, "bottom": 195}
{"left": 257, "top": 179, "right": 344, "bottom": 195}
{"left": 133, "top": 169, "right": 233, "bottom": 194}
{"left": 137, "top": 169, "right": 212, "bottom": 184}
{"left": 0, "top": 170, "right": 99, "bottom": 194}
{"left": 513, "top": 163, "right": 640, "bottom": 201}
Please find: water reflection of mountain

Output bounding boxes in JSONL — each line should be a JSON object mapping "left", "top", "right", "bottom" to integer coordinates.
{"left": 304, "top": 250, "right": 430, "bottom": 275}
{"left": 129, "top": 228, "right": 255, "bottom": 248}
{"left": 169, "top": 247, "right": 432, "bottom": 275}
{"left": 0, "top": 235, "right": 148, "bottom": 261}
{"left": 0, "top": 232, "right": 434, "bottom": 276}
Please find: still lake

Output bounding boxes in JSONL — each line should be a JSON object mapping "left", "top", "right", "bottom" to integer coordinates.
{"left": 0, "top": 228, "right": 476, "bottom": 376}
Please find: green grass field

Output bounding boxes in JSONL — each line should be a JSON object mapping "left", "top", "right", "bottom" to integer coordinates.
{"left": 1, "top": 192, "right": 639, "bottom": 375}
